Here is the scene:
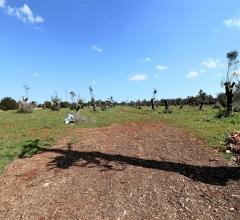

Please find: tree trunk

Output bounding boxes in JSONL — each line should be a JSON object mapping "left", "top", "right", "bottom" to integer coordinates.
{"left": 92, "top": 98, "right": 96, "bottom": 112}
{"left": 164, "top": 99, "right": 168, "bottom": 110}
{"left": 225, "top": 82, "right": 235, "bottom": 116}
{"left": 138, "top": 101, "right": 141, "bottom": 109}
{"left": 151, "top": 98, "right": 155, "bottom": 111}
{"left": 199, "top": 103, "right": 203, "bottom": 110}
{"left": 76, "top": 104, "right": 81, "bottom": 112}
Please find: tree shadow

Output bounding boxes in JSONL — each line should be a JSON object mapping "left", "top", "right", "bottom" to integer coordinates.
{"left": 19, "top": 140, "right": 240, "bottom": 186}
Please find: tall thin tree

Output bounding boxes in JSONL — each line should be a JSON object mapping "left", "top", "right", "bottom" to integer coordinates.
{"left": 151, "top": 89, "right": 157, "bottom": 111}
{"left": 224, "top": 51, "right": 239, "bottom": 116}
{"left": 89, "top": 86, "right": 96, "bottom": 112}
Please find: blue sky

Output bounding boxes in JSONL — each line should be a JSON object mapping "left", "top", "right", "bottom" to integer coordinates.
{"left": 0, "top": 0, "right": 240, "bottom": 103}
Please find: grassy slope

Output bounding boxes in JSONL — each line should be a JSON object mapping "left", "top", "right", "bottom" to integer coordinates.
{"left": 0, "top": 106, "right": 239, "bottom": 171}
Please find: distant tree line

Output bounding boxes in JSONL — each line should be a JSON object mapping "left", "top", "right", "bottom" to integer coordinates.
{"left": 1, "top": 84, "right": 240, "bottom": 112}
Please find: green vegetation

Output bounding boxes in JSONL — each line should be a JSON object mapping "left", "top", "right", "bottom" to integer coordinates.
{"left": 158, "top": 106, "right": 240, "bottom": 146}
{"left": 0, "top": 97, "right": 18, "bottom": 111}
{"left": 0, "top": 106, "right": 240, "bottom": 171}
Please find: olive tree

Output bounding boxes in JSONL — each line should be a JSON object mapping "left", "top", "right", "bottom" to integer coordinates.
{"left": 89, "top": 86, "right": 96, "bottom": 112}
{"left": 150, "top": 89, "right": 157, "bottom": 111}
{"left": 197, "top": 89, "right": 207, "bottom": 110}
{"left": 18, "top": 85, "right": 32, "bottom": 113}
{"left": 223, "top": 51, "right": 239, "bottom": 116}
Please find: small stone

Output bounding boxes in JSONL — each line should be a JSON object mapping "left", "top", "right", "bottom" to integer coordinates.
{"left": 230, "top": 207, "right": 235, "bottom": 212}
{"left": 226, "top": 150, "right": 232, "bottom": 154}
{"left": 231, "top": 156, "right": 237, "bottom": 162}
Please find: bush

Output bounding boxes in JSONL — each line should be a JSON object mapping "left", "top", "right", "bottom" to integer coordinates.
{"left": 233, "top": 103, "right": 240, "bottom": 112}
{"left": 18, "top": 139, "right": 43, "bottom": 158}
{"left": 163, "top": 108, "right": 173, "bottom": 114}
{"left": 44, "top": 101, "right": 52, "bottom": 109}
{"left": 0, "top": 97, "right": 18, "bottom": 111}
{"left": 37, "top": 104, "right": 44, "bottom": 108}
{"left": 213, "top": 102, "right": 223, "bottom": 109}
{"left": 215, "top": 109, "right": 228, "bottom": 118}
{"left": 216, "top": 93, "right": 227, "bottom": 107}
{"left": 18, "top": 101, "right": 32, "bottom": 113}
{"left": 70, "top": 103, "right": 78, "bottom": 110}
{"left": 51, "top": 95, "right": 61, "bottom": 111}
{"left": 60, "top": 101, "right": 70, "bottom": 109}
{"left": 51, "top": 102, "right": 60, "bottom": 111}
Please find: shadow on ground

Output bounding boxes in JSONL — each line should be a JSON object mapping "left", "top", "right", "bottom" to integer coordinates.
{"left": 19, "top": 140, "right": 240, "bottom": 186}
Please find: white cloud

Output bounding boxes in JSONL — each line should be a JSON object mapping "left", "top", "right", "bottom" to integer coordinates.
{"left": 0, "top": 0, "right": 6, "bottom": 8}
{"left": 156, "top": 64, "right": 168, "bottom": 71}
{"left": 186, "top": 71, "right": 198, "bottom": 79}
{"left": 202, "top": 57, "right": 223, "bottom": 68}
{"left": 223, "top": 18, "right": 240, "bottom": 27}
{"left": 20, "top": 4, "right": 32, "bottom": 17}
{"left": 139, "top": 57, "right": 151, "bottom": 63}
{"left": 33, "top": 73, "right": 40, "bottom": 77}
{"left": 129, "top": 73, "right": 148, "bottom": 81}
{"left": 91, "top": 45, "right": 103, "bottom": 53}
{"left": 2, "top": 3, "right": 44, "bottom": 24}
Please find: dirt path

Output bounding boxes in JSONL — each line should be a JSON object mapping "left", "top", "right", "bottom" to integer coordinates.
{"left": 0, "top": 122, "right": 239, "bottom": 219}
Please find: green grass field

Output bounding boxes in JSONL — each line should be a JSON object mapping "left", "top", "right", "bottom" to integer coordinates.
{"left": 0, "top": 106, "right": 240, "bottom": 171}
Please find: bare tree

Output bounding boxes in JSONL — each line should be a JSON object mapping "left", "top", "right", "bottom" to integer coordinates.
{"left": 137, "top": 99, "right": 141, "bottom": 109}
{"left": 69, "top": 91, "right": 77, "bottom": 110}
{"left": 51, "top": 91, "right": 61, "bottom": 111}
{"left": 89, "top": 86, "right": 96, "bottom": 112}
{"left": 224, "top": 51, "right": 239, "bottom": 116}
{"left": 22, "top": 84, "right": 29, "bottom": 102}
{"left": 164, "top": 99, "right": 168, "bottom": 110}
{"left": 19, "top": 85, "right": 31, "bottom": 113}
{"left": 151, "top": 89, "right": 157, "bottom": 111}
{"left": 69, "top": 91, "right": 76, "bottom": 104}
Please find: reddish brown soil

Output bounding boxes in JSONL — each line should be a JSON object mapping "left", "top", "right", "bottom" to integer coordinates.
{"left": 0, "top": 122, "right": 239, "bottom": 219}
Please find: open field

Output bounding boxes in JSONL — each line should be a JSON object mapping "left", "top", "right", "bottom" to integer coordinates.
{"left": 1, "top": 106, "right": 240, "bottom": 171}
{"left": 2, "top": 1, "right": 240, "bottom": 218}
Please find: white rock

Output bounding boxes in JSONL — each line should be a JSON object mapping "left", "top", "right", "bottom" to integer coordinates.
{"left": 43, "top": 183, "right": 50, "bottom": 187}
{"left": 226, "top": 150, "right": 232, "bottom": 154}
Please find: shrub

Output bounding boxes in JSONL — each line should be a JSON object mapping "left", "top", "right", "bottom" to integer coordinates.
{"left": 51, "top": 94, "right": 61, "bottom": 111}
{"left": 51, "top": 102, "right": 60, "bottom": 111}
{"left": 44, "top": 101, "right": 52, "bottom": 109}
{"left": 163, "top": 108, "right": 173, "bottom": 114}
{"left": 233, "top": 103, "right": 240, "bottom": 112}
{"left": 60, "top": 101, "right": 70, "bottom": 109}
{"left": 18, "top": 101, "right": 32, "bottom": 113}
{"left": 18, "top": 139, "right": 43, "bottom": 158}
{"left": 0, "top": 97, "right": 18, "bottom": 111}
{"left": 70, "top": 103, "right": 78, "bottom": 110}
{"left": 37, "top": 104, "right": 44, "bottom": 108}
{"left": 216, "top": 93, "right": 227, "bottom": 107}
{"left": 213, "top": 102, "right": 223, "bottom": 109}
{"left": 215, "top": 109, "right": 229, "bottom": 119}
